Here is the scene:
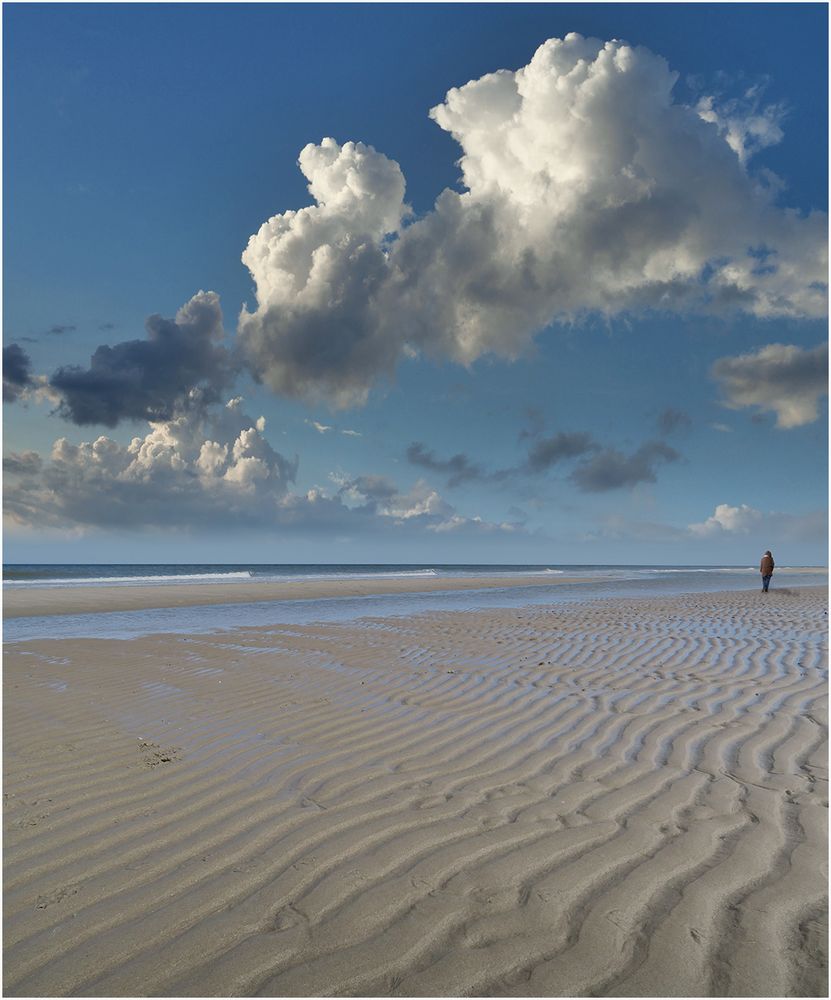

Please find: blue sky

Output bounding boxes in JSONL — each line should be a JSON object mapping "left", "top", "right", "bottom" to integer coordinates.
{"left": 3, "top": 3, "right": 828, "bottom": 564}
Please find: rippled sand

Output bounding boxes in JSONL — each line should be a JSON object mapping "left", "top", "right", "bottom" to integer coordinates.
{"left": 3, "top": 587, "right": 827, "bottom": 996}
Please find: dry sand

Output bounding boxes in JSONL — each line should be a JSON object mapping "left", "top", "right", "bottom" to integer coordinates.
{"left": 3, "top": 586, "right": 828, "bottom": 996}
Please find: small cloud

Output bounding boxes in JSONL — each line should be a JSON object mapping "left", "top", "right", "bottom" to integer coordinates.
{"left": 3, "top": 344, "right": 35, "bottom": 402}
{"left": 46, "top": 324, "right": 77, "bottom": 336}
{"left": 710, "top": 422, "right": 732, "bottom": 433}
{"left": 571, "top": 441, "right": 680, "bottom": 493}
{"left": 518, "top": 407, "right": 546, "bottom": 441}
{"left": 340, "top": 428, "right": 362, "bottom": 437}
{"left": 525, "top": 432, "right": 597, "bottom": 473}
{"left": 657, "top": 407, "right": 692, "bottom": 435}
{"left": 688, "top": 502, "right": 762, "bottom": 537}
{"left": 711, "top": 342, "right": 828, "bottom": 429}
{"left": 306, "top": 419, "right": 333, "bottom": 434}
{"left": 99, "top": 322, "right": 116, "bottom": 331}
{"left": 406, "top": 441, "right": 486, "bottom": 487}
{"left": 695, "top": 80, "right": 787, "bottom": 165}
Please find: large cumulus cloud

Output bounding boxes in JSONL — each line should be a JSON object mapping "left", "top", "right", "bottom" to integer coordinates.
{"left": 50, "top": 291, "right": 236, "bottom": 426}
{"left": 238, "top": 34, "right": 827, "bottom": 406}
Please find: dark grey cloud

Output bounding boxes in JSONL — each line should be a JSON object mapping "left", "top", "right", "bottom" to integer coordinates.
{"left": 406, "top": 442, "right": 487, "bottom": 486}
{"left": 47, "top": 324, "right": 77, "bottom": 336}
{"left": 3, "top": 344, "right": 35, "bottom": 402}
{"left": 657, "top": 407, "right": 692, "bottom": 435}
{"left": 571, "top": 441, "right": 680, "bottom": 492}
{"left": 525, "top": 432, "right": 597, "bottom": 473}
{"left": 3, "top": 450, "right": 43, "bottom": 476}
{"left": 711, "top": 342, "right": 828, "bottom": 428}
{"left": 49, "top": 291, "right": 236, "bottom": 427}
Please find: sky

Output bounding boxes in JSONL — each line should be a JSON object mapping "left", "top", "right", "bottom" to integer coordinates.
{"left": 3, "top": 2, "right": 828, "bottom": 565}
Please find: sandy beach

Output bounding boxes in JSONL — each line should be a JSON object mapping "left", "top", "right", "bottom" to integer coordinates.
{"left": 3, "top": 584, "right": 827, "bottom": 996}
{"left": 2, "top": 573, "right": 595, "bottom": 620}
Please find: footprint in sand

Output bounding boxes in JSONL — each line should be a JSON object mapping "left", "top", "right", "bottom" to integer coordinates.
{"left": 36, "top": 884, "right": 79, "bottom": 909}
{"left": 137, "top": 741, "right": 182, "bottom": 767}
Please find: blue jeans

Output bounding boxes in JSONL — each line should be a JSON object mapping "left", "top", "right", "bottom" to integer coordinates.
{"left": 762, "top": 574, "right": 772, "bottom": 592}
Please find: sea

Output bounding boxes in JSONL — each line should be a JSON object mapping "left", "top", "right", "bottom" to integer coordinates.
{"left": 3, "top": 563, "right": 827, "bottom": 643}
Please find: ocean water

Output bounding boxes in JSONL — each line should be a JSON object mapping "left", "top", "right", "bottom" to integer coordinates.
{"left": 4, "top": 562, "right": 825, "bottom": 588}
{"left": 3, "top": 563, "right": 827, "bottom": 643}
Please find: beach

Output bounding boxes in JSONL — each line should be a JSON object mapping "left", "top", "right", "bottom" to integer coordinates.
{"left": 2, "top": 572, "right": 594, "bottom": 620}
{"left": 3, "top": 581, "right": 828, "bottom": 997}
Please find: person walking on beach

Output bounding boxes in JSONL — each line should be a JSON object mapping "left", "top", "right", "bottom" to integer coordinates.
{"left": 760, "top": 550, "right": 775, "bottom": 592}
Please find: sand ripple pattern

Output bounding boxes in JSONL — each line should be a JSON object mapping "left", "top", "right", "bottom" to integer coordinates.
{"left": 4, "top": 587, "right": 828, "bottom": 996}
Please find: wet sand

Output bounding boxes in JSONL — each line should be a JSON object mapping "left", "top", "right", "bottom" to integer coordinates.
{"left": 3, "top": 586, "right": 828, "bottom": 996}
{"left": 3, "top": 573, "right": 594, "bottom": 620}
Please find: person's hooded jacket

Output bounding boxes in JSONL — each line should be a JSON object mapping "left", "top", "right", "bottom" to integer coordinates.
{"left": 760, "top": 551, "right": 774, "bottom": 576}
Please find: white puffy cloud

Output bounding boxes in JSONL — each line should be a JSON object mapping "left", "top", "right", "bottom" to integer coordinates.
{"left": 688, "top": 502, "right": 763, "bottom": 537}
{"left": 238, "top": 34, "right": 827, "bottom": 407}
{"left": 4, "top": 402, "right": 516, "bottom": 539}
{"left": 4, "top": 399, "right": 298, "bottom": 530}
{"left": 238, "top": 139, "right": 409, "bottom": 407}
{"left": 687, "top": 502, "right": 826, "bottom": 548}
{"left": 711, "top": 342, "right": 828, "bottom": 428}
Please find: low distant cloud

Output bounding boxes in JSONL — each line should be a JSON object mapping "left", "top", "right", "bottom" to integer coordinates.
{"left": 657, "top": 407, "right": 692, "bottom": 435}
{"left": 4, "top": 398, "right": 297, "bottom": 530}
{"left": 688, "top": 502, "right": 762, "bottom": 536}
{"left": 711, "top": 342, "right": 828, "bottom": 428}
{"left": 406, "top": 441, "right": 487, "bottom": 486}
{"left": 46, "top": 324, "right": 77, "bottom": 336}
{"left": 3, "top": 344, "right": 35, "bottom": 402}
{"left": 99, "top": 322, "right": 116, "bottom": 331}
{"left": 710, "top": 422, "right": 732, "bottom": 433}
{"left": 688, "top": 501, "right": 825, "bottom": 543}
{"left": 583, "top": 502, "right": 825, "bottom": 546}
{"left": 237, "top": 33, "right": 826, "bottom": 408}
{"left": 4, "top": 398, "right": 517, "bottom": 539}
{"left": 571, "top": 441, "right": 680, "bottom": 492}
{"left": 3, "top": 450, "right": 43, "bottom": 476}
{"left": 49, "top": 291, "right": 236, "bottom": 427}
{"left": 341, "top": 428, "right": 361, "bottom": 437}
